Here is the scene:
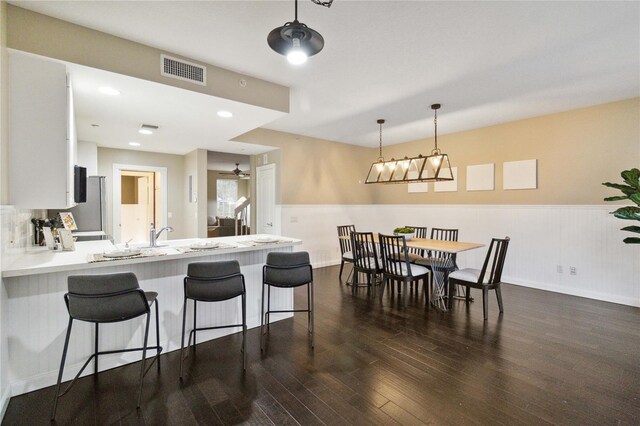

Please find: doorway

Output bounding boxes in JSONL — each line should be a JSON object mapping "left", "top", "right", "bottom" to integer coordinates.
{"left": 256, "top": 163, "right": 277, "bottom": 235}
{"left": 113, "top": 164, "right": 168, "bottom": 243}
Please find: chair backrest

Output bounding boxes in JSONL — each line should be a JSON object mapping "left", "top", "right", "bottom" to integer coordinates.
{"left": 428, "top": 228, "right": 459, "bottom": 261}
{"left": 337, "top": 225, "right": 356, "bottom": 256}
{"left": 185, "top": 260, "right": 245, "bottom": 301}
{"left": 264, "top": 251, "right": 312, "bottom": 287}
{"left": 351, "top": 231, "right": 380, "bottom": 271}
{"left": 379, "top": 234, "right": 414, "bottom": 278}
{"left": 477, "top": 237, "right": 510, "bottom": 284}
{"left": 405, "top": 226, "right": 428, "bottom": 239}
{"left": 66, "top": 272, "right": 148, "bottom": 323}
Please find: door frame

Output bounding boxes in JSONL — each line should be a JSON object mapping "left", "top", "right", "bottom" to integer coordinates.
{"left": 112, "top": 164, "right": 168, "bottom": 243}
{"left": 256, "top": 163, "right": 279, "bottom": 235}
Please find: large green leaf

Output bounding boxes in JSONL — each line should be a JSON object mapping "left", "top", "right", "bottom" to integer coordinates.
{"left": 604, "top": 195, "right": 628, "bottom": 202}
{"left": 621, "top": 168, "right": 640, "bottom": 189}
{"left": 622, "top": 237, "right": 640, "bottom": 244}
{"left": 602, "top": 182, "right": 635, "bottom": 195}
{"left": 630, "top": 193, "right": 640, "bottom": 207}
{"left": 612, "top": 206, "right": 640, "bottom": 220}
{"left": 621, "top": 225, "right": 640, "bottom": 234}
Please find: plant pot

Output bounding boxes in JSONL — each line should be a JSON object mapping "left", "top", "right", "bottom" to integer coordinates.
{"left": 394, "top": 232, "right": 414, "bottom": 241}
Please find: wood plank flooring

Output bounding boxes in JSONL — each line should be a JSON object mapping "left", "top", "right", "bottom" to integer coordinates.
{"left": 3, "top": 265, "right": 639, "bottom": 425}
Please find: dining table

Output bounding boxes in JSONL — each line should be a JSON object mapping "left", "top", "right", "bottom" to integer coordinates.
{"left": 341, "top": 233, "right": 485, "bottom": 310}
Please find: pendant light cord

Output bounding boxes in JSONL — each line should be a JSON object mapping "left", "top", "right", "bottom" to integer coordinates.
{"left": 294, "top": 0, "right": 298, "bottom": 21}
{"left": 433, "top": 107, "right": 438, "bottom": 153}
{"left": 379, "top": 121, "right": 383, "bottom": 158}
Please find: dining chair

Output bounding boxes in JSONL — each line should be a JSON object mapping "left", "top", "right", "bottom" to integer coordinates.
{"left": 337, "top": 225, "right": 356, "bottom": 281}
{"left": 350, "top": 231, "right": 382, "bottom": 289}
{"left": 378, "top": 234, "right": 430, "bottom": 308}
{"left": 448, "top": 237, "right": 510, "bottom": 320}
{"left": 404, "top": 226, "right": 428, "bottom": 261}
{"left": 416, "top": 228, "right": 459, "bottom": 287}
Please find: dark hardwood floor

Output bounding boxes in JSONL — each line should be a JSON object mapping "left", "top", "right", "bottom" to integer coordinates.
{"left": 3, "top": 265, "right": 640, "bottom": 425}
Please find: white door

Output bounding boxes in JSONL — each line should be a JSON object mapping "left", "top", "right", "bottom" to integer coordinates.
{"left": 256, "top": 164, "right": 277, "bottom": 235}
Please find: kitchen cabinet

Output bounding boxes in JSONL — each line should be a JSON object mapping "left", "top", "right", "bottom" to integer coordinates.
{"left": 8, "top": 51, "right": 77, "bottom": 209}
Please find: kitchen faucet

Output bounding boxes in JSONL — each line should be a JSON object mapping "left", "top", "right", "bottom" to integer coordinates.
{"left": 149, "top": 224, "right": 174, "bottom": 247}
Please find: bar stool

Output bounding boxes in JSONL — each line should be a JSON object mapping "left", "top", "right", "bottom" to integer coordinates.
{"left": 180, "top": 260, "right": 247, "bottom": 378}
{"left": 261, "top": 251, "right": 314, "bottom": 350}
{"left": 51, "top": 272, "right": 162, "bottom": 420}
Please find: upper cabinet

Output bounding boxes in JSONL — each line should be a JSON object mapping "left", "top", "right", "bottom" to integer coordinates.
{"left": 9, "top": 51, "right": 77, "bottom": 209}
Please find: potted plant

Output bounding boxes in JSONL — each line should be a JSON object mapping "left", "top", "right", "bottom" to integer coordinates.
{"left": 393, "top": 227, "right": 415, "bottom": 241}
{"left": 602, "top": 168, "right": 640, "bottom": 244}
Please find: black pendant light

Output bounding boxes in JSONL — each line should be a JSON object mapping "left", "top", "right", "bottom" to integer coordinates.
{"left": 268, "top": 0, "right": 325, "bottom": 65}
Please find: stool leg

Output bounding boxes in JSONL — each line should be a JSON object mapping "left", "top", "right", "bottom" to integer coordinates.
{"left": 242, "top": 292, "right": 247, "bottom": 370}
{"left": 137, "top": 312, "right": 151, "bottom": 408}
{"left": 154, "top": 300, "right": 161, "bottom": 371}
{"left": 94, "top": 323, "right": 99, "bottom": 375}
{"left": 309, "top": 281, "right": 315, "bottom": 349}
{"left": 267, "top": 285, "right": 271, "bottom": 331}
{"left": 51, "top": 317, "right": 73, "bottom": 420}
{"left": 180, "top": 296, "right": 187, "bottom": 379}
{"left": 260, "top": 283, "right": 265, "bottom": 352}
{"left": 192, "top": 300, "right": 197, "bottom": 351}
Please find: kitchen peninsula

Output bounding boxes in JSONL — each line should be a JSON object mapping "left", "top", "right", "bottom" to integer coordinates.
{"left": 2, "top": 235, "right": 301, "bottom": 395}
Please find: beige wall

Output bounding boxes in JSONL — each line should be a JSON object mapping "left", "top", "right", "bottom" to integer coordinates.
{"left": 183, "top": 149, "right": 207, "bottom": 238}
{"left": 236, "top": 129, "right": 378, "bottom": 205}
{"left": 7, "top": 5, "right": 288, "bottom": 113}
{"left": 238, "top": 98, "right": 639, "bottom": 206}
{"left": 375, "top": 98, "right": 639, "bottom": 205}
{"left": 97, "top": 147, "right": 186, "bottom": 239}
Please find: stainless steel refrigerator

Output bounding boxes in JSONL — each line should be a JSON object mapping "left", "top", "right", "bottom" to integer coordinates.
{"left": 50, "top": 176, "right": 108, "bottom": 241}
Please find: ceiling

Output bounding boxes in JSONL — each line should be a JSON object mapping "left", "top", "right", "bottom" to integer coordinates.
{"left": 12, "top": 1, "right": 640, "bottom": 148}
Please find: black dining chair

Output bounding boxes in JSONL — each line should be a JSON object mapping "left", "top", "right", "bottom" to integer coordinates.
{"left": 337, "top": 225, "right": 356, "bottom": 281}
{"left": 51, "top": 272, "right": 162, "bottom": 420}
{"left": 416, "top": 228, "right": 460, "bottom": 300}
{"left": 350, "top": 231, "right": 382, "bottom": 289}
{"left": 448, "top": 237, "right": 510, "bottom": 320}
{"left": 379, "top": 234, "right": 430, "bottom": 308}
{"left": 404, "top": 226, "right": 428, "bottom": 262}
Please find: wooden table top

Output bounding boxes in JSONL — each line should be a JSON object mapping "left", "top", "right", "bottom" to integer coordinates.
{"left": 341, "top": 234, "right": 484, "bottom": 254}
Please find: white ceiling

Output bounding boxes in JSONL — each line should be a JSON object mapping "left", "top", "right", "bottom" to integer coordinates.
{"left": 67, "top": 63, "right": 283, "bottom": 155}
{"left": 13, "top": 1, "right": 640, "bottom": 148}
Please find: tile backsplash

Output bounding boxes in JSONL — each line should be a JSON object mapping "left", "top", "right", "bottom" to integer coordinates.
{"left": 1, "top": 206, "right": 45, "bottom": 267}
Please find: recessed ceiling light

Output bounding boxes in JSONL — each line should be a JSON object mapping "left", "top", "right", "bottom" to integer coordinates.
{"left": 139, "top": 124, "right": 158, "bottom": 135}
{"left": 129, "top": 142, "right": 141, "bottom": 147}
{"left": 98, "top": 86, "right": 121, "bottom": 96}
{"left": 217, "top": 111, "right": 233, "bottom": 118}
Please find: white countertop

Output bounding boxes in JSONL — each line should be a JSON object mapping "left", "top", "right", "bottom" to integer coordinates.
{"left": 2, "top": 235, "right": 301, "bottom": 278}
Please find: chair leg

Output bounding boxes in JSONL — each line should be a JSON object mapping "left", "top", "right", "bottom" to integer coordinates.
{"left": 482, "top": 287, "right": 489, "bottom": 320}
{"left": 154, "top": 300, "right": 161, "bottom": 371}
{"left": 137, "top": 312, "right": 151, "bottom": 408}
{"left": 465, "top": 285, "right": 471, "bottom": 302}
{"left": 267, "top": 285, "right": 271, "bottom": 331}
{"left": 242, "top": 292, "right": 247, "bottom": 370}
{"left": 94, "top": 323, "right": 99, "bottom": 375}
{"left": 192, "top": 301, "right": 197, "bottom": 351}
{"left": 309, "top": 281, "right": 315, "bottom": 349}
{"left": 180, "top": 296, "right": 187, "bottom": 379}
{"left": 402, "top": 282, "right": 408, "bottom": 308}
{"left": 339, "top": 260, "right": 345, "bottom": 279}
{"left": 495, "top": 285, "right": 504, "bottom": 313}
{"left": 447, "top": 279, "right": 455, "bottom": 309}
{"left": 260, "top": 283, "right": 265, "bottom": 352}
{"left": 51, "top": 317, "right": 73, "bottom": 420}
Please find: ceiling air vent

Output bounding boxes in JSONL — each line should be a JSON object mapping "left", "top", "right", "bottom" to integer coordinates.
{"left": 160, "top": 54, "right": 206, "bottom": 86}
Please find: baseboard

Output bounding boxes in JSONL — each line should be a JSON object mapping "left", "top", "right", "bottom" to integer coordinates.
{"left": 504, "top": 276, "right": 640, "bottom": 308}
{"left": 0, "top": 384, "right": 10, "bottom": 422}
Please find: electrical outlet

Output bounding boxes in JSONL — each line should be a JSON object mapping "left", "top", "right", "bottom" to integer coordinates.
{"left": 290, "top": 216, "right": 298, "bottom": 223}
{"left": 557, "top": 265, "right": 563, "bottom": 274}
{"left": 570, "top": 266, "right": 577, "bottom": 275}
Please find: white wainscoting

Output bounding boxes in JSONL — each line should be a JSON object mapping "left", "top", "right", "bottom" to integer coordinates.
{"left": 281, "top": 204, "right": 640, "bottom": 307}
{"left": 4, "top": 247, "right": 293, "bottom": 397}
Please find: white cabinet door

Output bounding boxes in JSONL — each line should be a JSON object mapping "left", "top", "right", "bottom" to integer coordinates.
{"left": 9, "top": 51, "right": 76, "bottom": 209}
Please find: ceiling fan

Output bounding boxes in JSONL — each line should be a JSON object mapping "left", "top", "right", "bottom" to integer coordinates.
{"left": 220, "top": 163, "right": 251, "bottom": 179}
